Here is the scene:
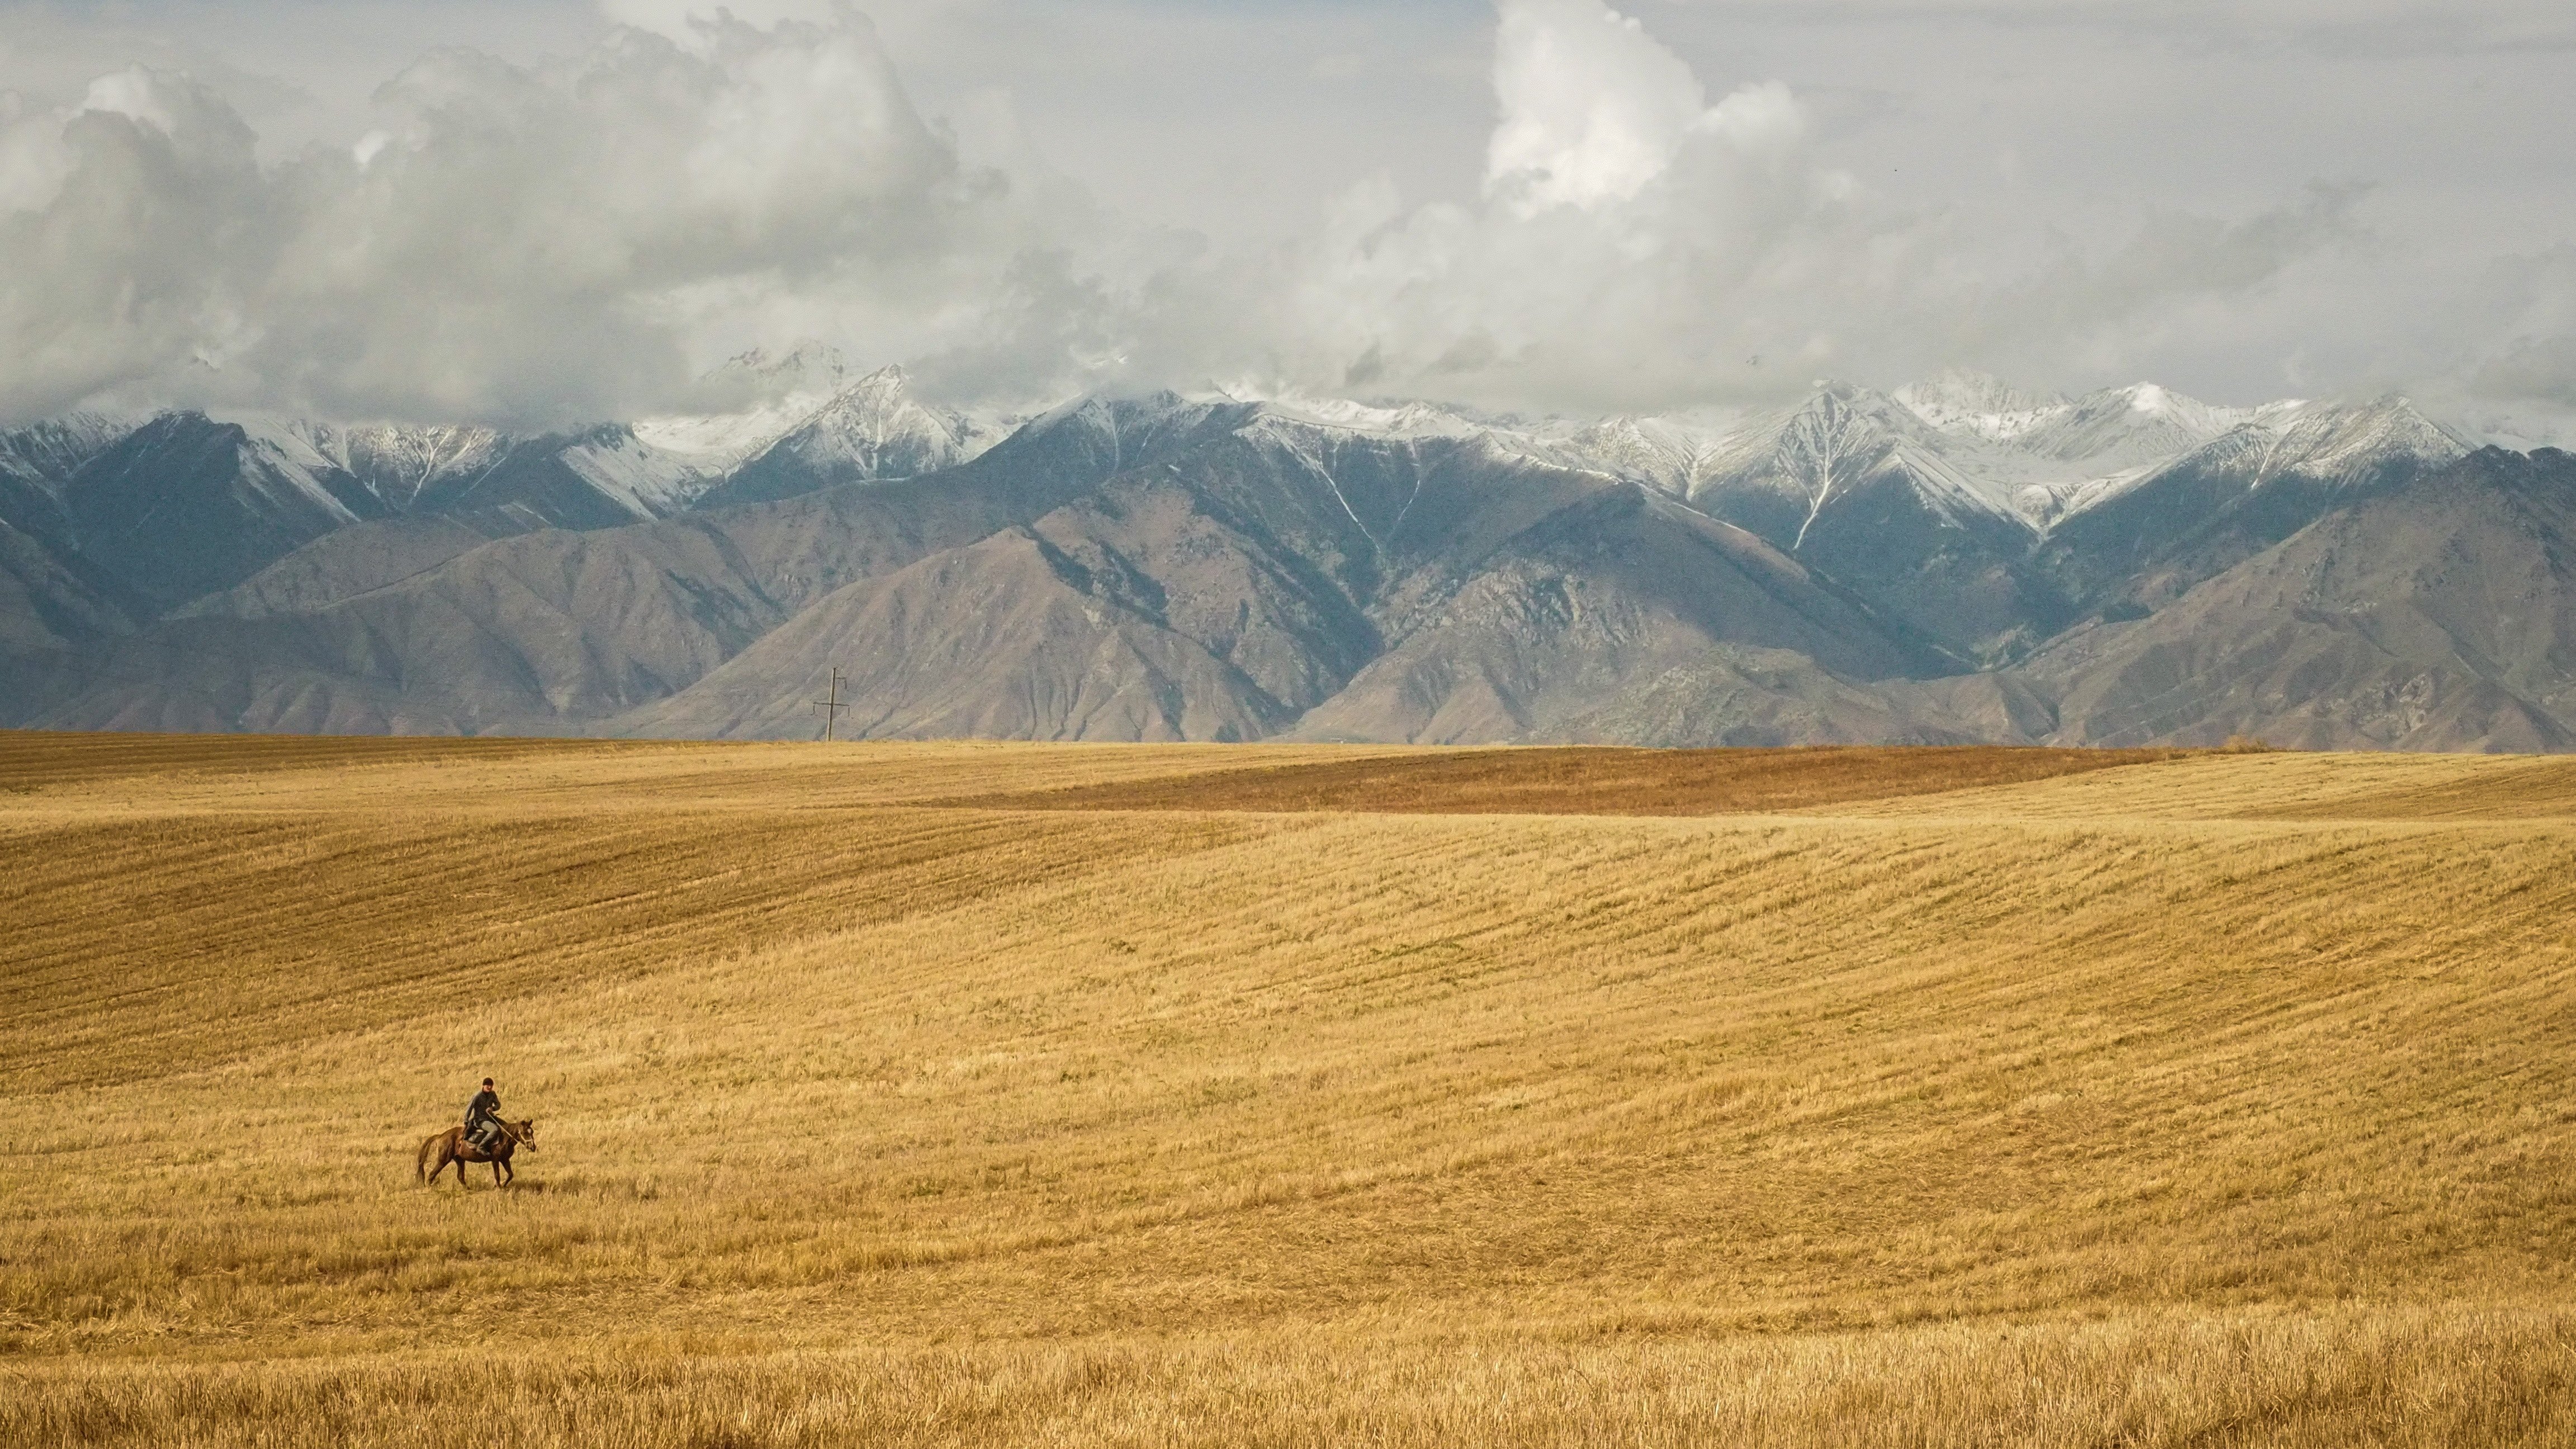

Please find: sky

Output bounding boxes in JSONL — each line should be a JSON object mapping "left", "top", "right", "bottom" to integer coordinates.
{"left": 1, "top": 0, "right": 2571, "bottom": 441}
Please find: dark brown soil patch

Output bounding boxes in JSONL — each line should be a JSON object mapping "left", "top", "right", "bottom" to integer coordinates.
{"left": 937, "top": 745, "right": 2197, "bottom": 817}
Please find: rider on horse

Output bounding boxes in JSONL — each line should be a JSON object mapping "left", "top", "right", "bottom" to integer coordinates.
{"left": 420, "top": 1082, "right": 536, "bottom": 1188}
{"left": 465, "top": 1078, "right": 504, "bottom": 1151}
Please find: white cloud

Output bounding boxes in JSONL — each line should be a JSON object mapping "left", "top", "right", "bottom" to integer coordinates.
{"left": 1088, "top": 0, "right": 2373, "bottom": 415}
{"left": 595, "top": 0, "right": 850, "bottom": 45}
{"left": 1485, "top": 0, "right": 1719, "bottom": 213}
{"left": 0, "top": 68, "right": 274, "bottom": 418}
{"left": 0, "top": 7, "right": 1082, "bottom": 427}
{"left": 0, "top": 0, "right": 2568, "bottom": 432}
{"left": 1704, "top": 1, "right": 2576, "bottom": 53}
{"left": 2427, "top": 247, "right": 2576, "bottom": 446}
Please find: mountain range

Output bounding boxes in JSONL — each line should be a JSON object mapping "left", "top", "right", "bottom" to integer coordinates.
{"left": 6, "top": 351, "right": 2571, "bottom": 752}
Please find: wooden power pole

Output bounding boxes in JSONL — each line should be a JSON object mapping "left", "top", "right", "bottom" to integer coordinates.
{"left": 811, "top": 667, "right": 849, "bottom": 742}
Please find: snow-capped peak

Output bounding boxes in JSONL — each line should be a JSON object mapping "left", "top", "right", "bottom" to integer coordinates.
{"left": 586, "top": 359, "right": 961, "bottom": 512}
{"left": 1893, "top": 371, "right": 2253, "bottom": 467}
{"left": 746, "top": 363, "right": 1012, "bottom": 481}
{"left": 1895, "top": 369, "right": 2068, "bottom": 443}
{"left": 2237, "top": 394, "right": 2470, "bottom": 485}
{"left": 2012, "top": 383, "right": 2252, "bottom": 466}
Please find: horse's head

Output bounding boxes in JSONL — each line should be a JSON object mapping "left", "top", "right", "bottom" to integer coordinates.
{"left": 510, "top": 1119, "right": 538, "bottom": 1152}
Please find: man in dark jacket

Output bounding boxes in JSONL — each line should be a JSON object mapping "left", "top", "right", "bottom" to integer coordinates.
{"left": 465, "top": 1078, "right": 503, "bottom": 1151}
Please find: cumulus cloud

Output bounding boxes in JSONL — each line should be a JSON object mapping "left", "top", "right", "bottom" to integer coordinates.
{"left": 0, "top": 5, "right": 1081, "bottom": 427}
{"left": 0, "top": 68, "right": 273, "bottom": 419}
{"left": 1073, "top": 0, "right": 2372, "bottom": 414}
{"left": 1485, "top": 0, "right": 1732, "bottom": 214}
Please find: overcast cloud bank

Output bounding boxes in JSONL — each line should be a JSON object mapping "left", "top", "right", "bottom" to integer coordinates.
{"left": 0, "top": 0, "right": 2570, "bottom": 438}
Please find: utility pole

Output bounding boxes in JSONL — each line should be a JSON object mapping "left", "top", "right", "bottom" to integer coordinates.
{"left": 811, "top": 667, "right": 848, "bottom": 742}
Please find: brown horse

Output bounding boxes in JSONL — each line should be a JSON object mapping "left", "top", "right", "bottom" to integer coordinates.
{"left": 417, "top": 1119, "right": 537, "bottom": 1188}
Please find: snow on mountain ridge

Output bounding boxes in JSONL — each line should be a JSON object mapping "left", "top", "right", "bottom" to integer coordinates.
{"left": 557, "top": 425, "right": 726, "bottom": 517}
{"left": 31, "top": 373, "right": 2478, "bottom": 543}
{"left": 260, "top": 419, "right": 512, "bottom": 511}
{"left": 2024, "top": 395, "right": 2471, "bottom": 528}
{"left": 2239, "top": 395, "right": 2470, "bottom": 486}
{"left": 1537, "top": 415, "right": 1725, "bottom": 495}
{"left": 632, "top": 395, "right": 834, "bottom": 465}
{"left": 190, "top": 413, "right": 379, "bottom": 525}
{"left": 0, "top": 409, "right": 154, "bottom": 496}
{"left": 1524, "top": 378, "right": 2473, "bottom": 543}
{"left": 1893, "top": 370, "right": 2070, "bottom": 444}
{"left": 2019, "top": 384, "right": 2260, "bottom": 463}
{"left": 1696, "top": 383, "right": 2029, "bottom": 531}
{"left": 561, "top": 363, "right": 1019, "bottom": 513}
{"left": 748, "top": 364, "right": 1012, "bottom": 483}
{"left": 1245, "top": 394, "right": 1495, "bottom": 441}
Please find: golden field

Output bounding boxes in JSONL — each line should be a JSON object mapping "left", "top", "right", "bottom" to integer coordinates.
{"left": 4, "top": 731, "right": 2576, "bottom": 1446}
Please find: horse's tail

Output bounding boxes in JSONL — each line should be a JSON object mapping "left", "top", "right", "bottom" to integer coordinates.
{"left": 416, "top": 1131, "right": 439, "bottom": 1184}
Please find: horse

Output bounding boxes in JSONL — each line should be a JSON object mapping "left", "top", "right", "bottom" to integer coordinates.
{"left": 416, "top": 1119, "right": 537, "bottom": 1189}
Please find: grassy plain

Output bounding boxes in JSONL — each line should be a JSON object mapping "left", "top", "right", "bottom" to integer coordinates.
{"left": 4, "top": 732, "right": 2576, "bottom": 1446}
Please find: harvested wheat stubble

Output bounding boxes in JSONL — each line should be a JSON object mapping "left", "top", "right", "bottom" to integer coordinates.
{"left": 8, "top": 734, "right": 2576, "bottom": 1446}
{"left": 0, "top": 728, "right": 636, "bottom": 790}
{"left": 10, "top": 1310, "right": 2574, "bottom": 1448}
{"left": 0, "top": 731, "right": 1421, "bottom": 813}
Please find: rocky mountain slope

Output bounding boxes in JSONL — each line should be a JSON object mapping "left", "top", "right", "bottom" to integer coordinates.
{"left": 7, "top": 366, "right": 2560, "bottom": 752}
{"left": 2022, "top": 447, "right": 2576, "bottom": 752}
